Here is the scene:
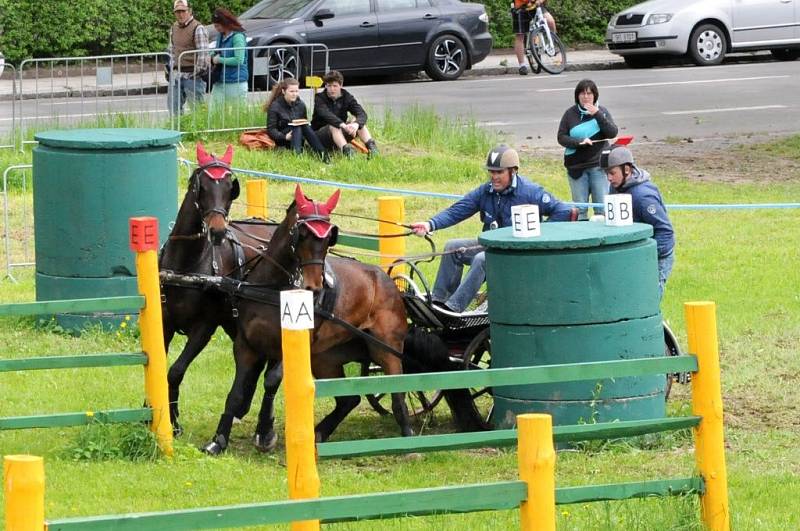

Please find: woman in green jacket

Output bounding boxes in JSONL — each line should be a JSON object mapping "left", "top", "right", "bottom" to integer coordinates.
{"left": 209, "top": 8, "right": 249, "bottom": 107}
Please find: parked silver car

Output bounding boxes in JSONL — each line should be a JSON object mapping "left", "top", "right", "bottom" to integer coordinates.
{"left": 606, "top": 0, "right": 800, "bottom": 67}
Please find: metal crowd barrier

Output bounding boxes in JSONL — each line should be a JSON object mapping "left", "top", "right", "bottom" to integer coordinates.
{"left": 17, "top": 53, "right": 171, "bottom": 148}
{"left": 2, "top": 164, "right": 34, "bottom": 282}
{"left": 173, "top": 43, "right": 329, "bottom": 135}
{"left": 0, "top": 62, "right": 18, "bottom": 151}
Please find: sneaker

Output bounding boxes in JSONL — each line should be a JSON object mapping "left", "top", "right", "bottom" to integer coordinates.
{"left": 341, "top": 145, "right": 356, "bottom": 158}
{"left": 365, "top": 139, "right": 379, "bottom": 157}
{"left": 518, "top": 65, "right": 529, "bottom": 76}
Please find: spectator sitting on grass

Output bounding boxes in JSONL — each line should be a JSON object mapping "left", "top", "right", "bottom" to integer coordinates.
{"left": 311, "top": 70, "right": 378, "bottom": 158}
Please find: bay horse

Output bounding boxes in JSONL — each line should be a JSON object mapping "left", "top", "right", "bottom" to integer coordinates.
{"left": 200, "top": 185, "right": 413, "bottom": 454}
{"left": 159, "top": 143, "right": 280, "bottom": 442}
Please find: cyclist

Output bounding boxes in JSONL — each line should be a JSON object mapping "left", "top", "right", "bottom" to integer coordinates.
{"left": 512, "top": 0, "right": 557, "bottom": 75}
{"left": 601, "top": 145, "right": 675, "bottom": 298}
{"left": 410, "top": 145, "right": 576, "bottom": 313}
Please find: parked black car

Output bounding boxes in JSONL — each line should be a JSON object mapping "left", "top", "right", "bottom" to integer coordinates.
{"left": 209, "top": 0, "right": 492, "bottom": 88}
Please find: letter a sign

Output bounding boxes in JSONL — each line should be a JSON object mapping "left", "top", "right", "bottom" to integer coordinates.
{"left": 280, "top": 289, "right": 315, "bottom": 330}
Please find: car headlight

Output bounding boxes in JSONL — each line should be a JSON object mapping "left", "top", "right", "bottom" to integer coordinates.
{"left": 479, "top": 12, "right": 488, "bottom": 23}
{"left": 646, "top": 13, "right": 672, "bottom": 25}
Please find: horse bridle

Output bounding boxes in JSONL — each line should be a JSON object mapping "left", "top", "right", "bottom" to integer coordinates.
{"left": 192, "top": 161, "right": 237, "bottom": 220}
{"left": 285, "top": 211, "right": 339, "bottom": 286}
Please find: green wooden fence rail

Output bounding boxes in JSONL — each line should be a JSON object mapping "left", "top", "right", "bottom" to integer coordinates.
{"left": 336, "top": 233, "right": 380, "bottom": 251}
{"left": 315, "top": 355, "right": 699, "bottom": 398}
{"left": 44, "top": 476, "right": 703, "bottom": 530}
{"left": 317, "top": 416, "right": 702, "bottom": 458}
{"left": 0, "top": 296, "right": 144, "bottom": 317}
{"left": 0, "top": 408, "right": 152, "bottom": 430}
{"left": 0, "top": 352, "right": 147, "bottom": 372}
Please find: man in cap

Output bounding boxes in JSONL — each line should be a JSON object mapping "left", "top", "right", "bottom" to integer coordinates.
{"left": 411, "top": 145, "right": 576, "bottom": 313}
{"left": 601, "top": 144, "right": 675, "bottom": 297}
{"left": 168, "top": 0, "right": 210, "bottom": 115}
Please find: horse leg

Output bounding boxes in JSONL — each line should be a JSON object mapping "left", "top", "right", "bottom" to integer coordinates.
{"left": 166, "top": 323, "right": 216, "bottom": 436}
{"left": 312, "top": 362, "right": 361, "bottom": 443}
{"left": 253, "top": 359, "right": 283, "bottom": 452}
{"left": 221, "top": 320, "right": 261, "bottom": 421}
{"left": 202, "top": 338, "right": 261, "bottom": 456}
{"left": 369, "top": 341, "right": 413, "bottom": 437}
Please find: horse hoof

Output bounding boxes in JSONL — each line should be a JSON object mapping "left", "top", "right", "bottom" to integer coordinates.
{"left": 172, "top": 423, "right": 184, "bottom": 438}
{"left": 233, "top": 416, "right": 243, "bottom": 425}
{"left": 253, "top": 432, "right": 278, "bottom": 453}
{"left": 201, "top": 434, "right": 228, "bottom": 456}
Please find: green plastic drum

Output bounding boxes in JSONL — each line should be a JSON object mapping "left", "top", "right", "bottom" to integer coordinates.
{"left": 33, "top": 129, "right": 180, "bottom": 331}
{"left": 479, "top": 222, "right": 665, "bottom": 428}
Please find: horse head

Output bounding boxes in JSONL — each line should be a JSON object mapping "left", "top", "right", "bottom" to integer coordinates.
{"left": 291, "top": 184, "right": 341, "bottom": 292}
{"left": 193, "top": 142, "right": 239, "bottom": 245}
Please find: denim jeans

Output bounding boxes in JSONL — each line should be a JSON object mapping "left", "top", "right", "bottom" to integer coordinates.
{"left": 432, "top": 238, "right": 485, "bottom": 313}
{"left": 567, "top": 166, "right": 608, "bottom": 220}
{"left": 658, "top": 252, "right": 675, "bottom": 299}
{"left": 168, "top": 76, "right": 206, "bottom": 116}
{"left": 210, "top": 82, "right": 248, "bottom": 108}
{"left": 290, "top": 124, "right": 326, "bottom": 156}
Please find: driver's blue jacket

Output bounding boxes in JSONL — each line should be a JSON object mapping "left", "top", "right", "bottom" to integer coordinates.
{"left": 428, "top": 174, "right": 573, "bottom": 232}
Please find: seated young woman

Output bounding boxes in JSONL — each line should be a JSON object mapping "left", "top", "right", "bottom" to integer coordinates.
{"left": 264, "top": 78, "right": 329, "bottom": 162}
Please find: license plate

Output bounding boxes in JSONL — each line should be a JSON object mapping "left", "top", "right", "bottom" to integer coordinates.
{"left": 612, "top": 32, "right": 637, "bottom": 43}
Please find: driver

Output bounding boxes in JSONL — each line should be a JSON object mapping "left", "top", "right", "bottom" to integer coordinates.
{"left": 411, "top": 145, "right": 576, "bottom": 313}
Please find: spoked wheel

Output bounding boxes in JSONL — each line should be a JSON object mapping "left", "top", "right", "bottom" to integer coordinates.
{"left": 663, "top": 321, "right": 689, "bottom": 400}
{"left": 459, "top": 328, "right": 492, "bottom": 405}
{"left": 362, "top": 362, "right": 446, "bottom": 416}
{"left": 527, "top": 29, "right": 567, "bottom": 74}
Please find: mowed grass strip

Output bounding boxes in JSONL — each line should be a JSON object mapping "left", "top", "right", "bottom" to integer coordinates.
{"left": 1, "top": 112, "right": 799, "bottom": 530}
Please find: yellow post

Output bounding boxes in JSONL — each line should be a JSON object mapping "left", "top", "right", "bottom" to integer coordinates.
{"left": 246, "top": 179, "right": 268, "bottom": 219}
{"left": 3, "top": 455, "right": 44, "bottom": 531}
{"left": 377, "top": 196, "right": 405, "bottom": 274}
{"left": 685, "top": 301, "right": 730, "bottom": 531}
{"left": 129, "top": 217, "right": 173, "bottom": 457}
{"left": 517, "top": 414, "right": 556, "bottom": 531}
{"left": 280, "top": 289, "right": 321, "bottom": 531}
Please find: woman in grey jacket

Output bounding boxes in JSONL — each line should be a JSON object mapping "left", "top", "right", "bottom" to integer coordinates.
{"left": 557, "top": 79, "right": 618, "bottom": 220}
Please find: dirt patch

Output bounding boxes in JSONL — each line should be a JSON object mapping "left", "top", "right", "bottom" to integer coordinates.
{"left": 527, "top": 132, "right": 800, "bottom": 185}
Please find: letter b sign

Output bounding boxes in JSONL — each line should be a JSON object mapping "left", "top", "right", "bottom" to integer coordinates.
{"left": 605, "top": 194, "right": 633, "bottom": 227}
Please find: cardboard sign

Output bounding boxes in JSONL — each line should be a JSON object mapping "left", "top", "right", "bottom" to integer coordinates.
{"left": 605, "top": 194, "right": 633, "bottom": 227}
{"left": 511, "top": 204, "right": 541, "bottom": 237}
{"left": 280, "top": 289, "right": 315, "bottom": 330}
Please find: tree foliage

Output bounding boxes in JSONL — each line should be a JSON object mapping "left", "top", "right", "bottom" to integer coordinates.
{"left": 0, "top": 0, "right": 640, "bottom": 64}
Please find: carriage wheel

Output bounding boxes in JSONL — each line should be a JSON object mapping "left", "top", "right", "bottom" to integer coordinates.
{"left": 362, "top": 362, "right": 445, "bottom": 417}
{"left": 459, "top": 328, "right": 492, "bottom": 401}
{"left": 663, "top": 322, "right": 687, "bottom": 400}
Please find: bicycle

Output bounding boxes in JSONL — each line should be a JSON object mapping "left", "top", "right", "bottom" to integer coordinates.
{"left": 525, "top": 5, "right": 567, "bottom": 74}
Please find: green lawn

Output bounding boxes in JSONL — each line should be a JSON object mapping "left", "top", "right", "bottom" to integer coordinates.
{"left": 1, "top": 110, "right": 799, "bottom": 529}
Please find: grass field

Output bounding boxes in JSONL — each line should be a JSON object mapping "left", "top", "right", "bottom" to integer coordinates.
{"left": 1, "top": 110, "right": 799, "bottom": 529}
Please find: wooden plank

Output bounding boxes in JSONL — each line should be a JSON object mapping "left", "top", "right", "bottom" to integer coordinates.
{"left": 315, "top": 356, "right": 699, "bottom": 397}
{"left": 336, "top": 233, "right": 380, "bottom": 251}
{"left": 556, "top": 477, "right": 704, "bottom": 505}
{"left": 46, "top": 481, "right": 527, "bottom": 530}
{"left": 0, "top": 408, "right": 152, "bottom": 431}
{"left": 317, "top": 417, "right": 702, "bottom": 458}
{"left": 0, "top": 353, "right": 147, "bottom": 372}
{"left": 0, "top": 296, "right": 144, "bottom": 317}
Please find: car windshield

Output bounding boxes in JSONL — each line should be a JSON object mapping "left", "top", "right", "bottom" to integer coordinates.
{"left": 242, "top": 0, "right": 316, "bottom": 19}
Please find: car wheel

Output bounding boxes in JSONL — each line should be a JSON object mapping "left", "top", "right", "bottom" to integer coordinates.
{"left": 771, "top": 47, "right": 800, "bottom": 61}
{"left": 261, "top": 42, "right": 302, "bottom": 89}
{"left": 688, "top": 23, "right": 726, "bottom": 66}
{"left": 425, "top": 35, "right": 467, "bottom": 81}
{"left": 623, "top": 55, "right": 657, "bottom": 69}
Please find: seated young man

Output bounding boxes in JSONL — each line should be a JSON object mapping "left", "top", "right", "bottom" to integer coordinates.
{"left": 311, "top": 70, "right": 378, "bottom": 157}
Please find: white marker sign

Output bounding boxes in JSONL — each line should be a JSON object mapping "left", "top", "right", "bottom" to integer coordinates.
{"left": 280, "top": 289, "right": 315, "bottom": 330}
{"left": 605, "top": 194, "right": 633, "bottom": 227}
{"left": 511, "top": 204, "right": 541, "bottom": 238}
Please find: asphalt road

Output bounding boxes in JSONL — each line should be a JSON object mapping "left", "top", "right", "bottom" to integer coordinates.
{"left": 2, "top": 59, "right": 799, "bottom": 150}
